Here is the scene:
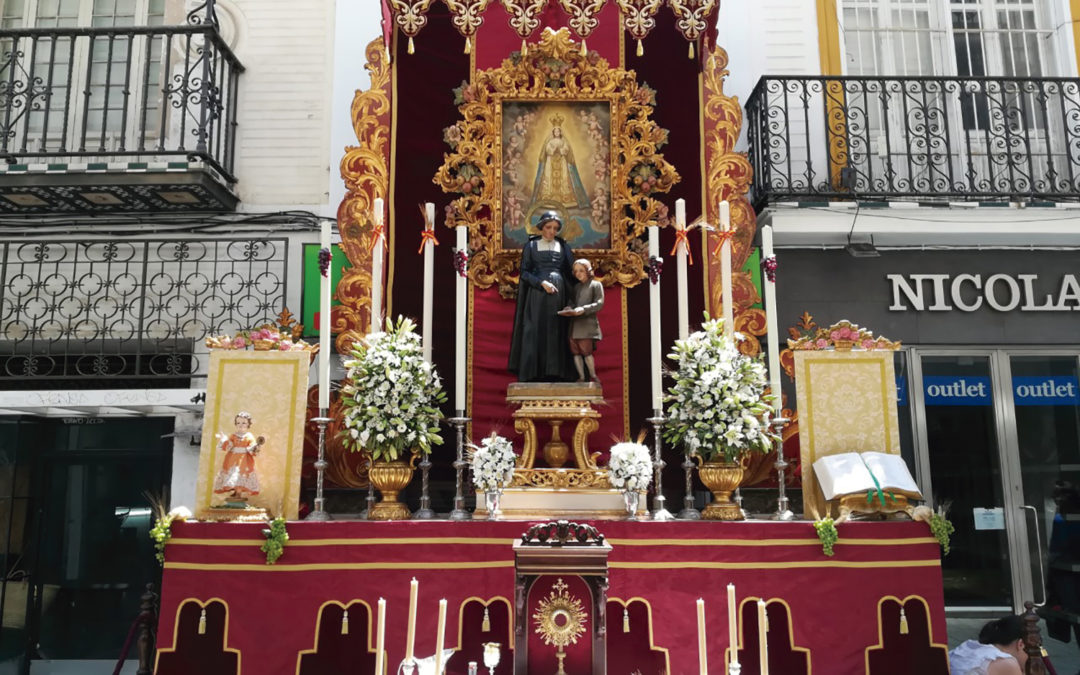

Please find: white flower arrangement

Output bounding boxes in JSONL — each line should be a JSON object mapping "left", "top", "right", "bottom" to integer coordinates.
{"left": 607, "top": 441, "right": 653, "bottom": 492}
{"left": 340, "top": 316, "right": 446, "bottom": 462}
{"left": 469, "top": 434, "right": 517, "bottom": 492}
{"left": 663, "top": 317, "right": 778, "bottom": 463}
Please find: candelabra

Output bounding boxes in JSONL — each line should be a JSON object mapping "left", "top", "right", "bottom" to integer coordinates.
{"left": 397, "top": 660, "right": 416, "bottom": 675}
{"left": 677, "top": 445, "right": 702, "bottom": 520}
{"left": 304, "top": 413, "right": 333, "bottom": 521}
{"left": 414, "top": 452, "right": 435, "bottom": 519}
{"left": 449, "top": 414, "right": 472, "bottom": 520}
{"left": 771, "top": 417, "right": 794, "bottom": 520}
{"left": 364, "top": 462, "right": 375, "bottom": 520}
{"left": 646, "top": 414, "right": 674, "bottom": 521}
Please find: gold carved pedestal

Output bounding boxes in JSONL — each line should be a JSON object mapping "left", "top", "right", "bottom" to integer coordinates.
{"left": 508, "top": 382, "right": 603, "bottom": 473}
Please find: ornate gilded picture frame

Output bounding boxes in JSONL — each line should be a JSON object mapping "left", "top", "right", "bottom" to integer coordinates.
{"left": 435, "top": 28, "right": 679, "bottom": 289}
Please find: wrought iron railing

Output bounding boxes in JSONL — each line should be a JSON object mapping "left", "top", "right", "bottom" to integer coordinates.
{"left": 0, "top": 238, "right": 287, "bottom": 382}
{"left": 0, "top": 20, "right": 242, "bottom": 181}
{"left": 746, "top": 75, "right": 1080, "bottom": 205}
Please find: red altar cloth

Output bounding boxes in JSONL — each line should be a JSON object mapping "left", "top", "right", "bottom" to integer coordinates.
{"left": 156, "top": 520, "right": 947, "bottom": 675}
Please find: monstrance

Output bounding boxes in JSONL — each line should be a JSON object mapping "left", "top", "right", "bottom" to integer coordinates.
{"left": 532, "top": 577, "right": 588, "bottom": 675}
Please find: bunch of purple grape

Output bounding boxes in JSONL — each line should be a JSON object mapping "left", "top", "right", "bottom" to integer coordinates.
{"left": 453, "top": 249, "right": 469, "bottom": 278}
{"left": 318, "top": 247, "right": 331, "bottom": 278}
{"left": 762, "top": 255, "right": 778, "bottom": 283}
{"left": 648, "top": 255, "right": 663, "bottom": 285}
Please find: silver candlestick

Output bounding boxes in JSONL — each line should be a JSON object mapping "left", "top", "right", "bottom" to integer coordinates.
{"left": 414, "top": 452, "right": 435, "bottom": 519}
{"left": 646, "top": 413, "right": 674, "bottom": 521}
{"left": 398, "top": 659, "right": 417, "bottom": 675}
{"left": 305, "top": 413, "right": 333, "bottom": 521}
{"left": 449, "top": 414, "right": 472, "bottom": 520}
{"left": 771, "top": 417, "right": 794, "bottom": 520}
{"left": 677, "top": 447, "right": 702, "bottom": 520}
{"left": 363, "top": 457, "right": 375, "bottom": 520}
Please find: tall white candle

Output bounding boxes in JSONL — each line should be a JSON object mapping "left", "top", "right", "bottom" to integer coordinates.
{"left": 758, "top": 599, "right": 769, "bottom": 675}
{"left": 762, "top": 225, "right": 782, "bottom": 415}
{"left": 719, "top": 200, "right": 733, "bottom": 337}
{"left": 422, "top": 202, "right": 435, "bottom": 363}
{"left": 648, "top": 226, "right": 662, "bottom": 412}
{"left": 697, "top": 598, "right": 708, "bottom": 675}
{"left": 375, "top": 598, "right": 386, "bottom": 675}
{"left": 405, "top": 577, "right": 418, "bottom": 663}
{"left": 727, "top": 584, "right": 739, "bottom": 669}
{"left": 371, "top": 197, "right": 385, "bottom": 333}
{"left": 455, "top": 226, "right": 467, "bottom": 413}
{"left": 675, "top": 198, "right": 689, "bottom": 340}
{"left": 434, "top": 598, "right": 447, "bottom": 674}
{"left": 319, "top": 221, "right": 332, "bottom": 410}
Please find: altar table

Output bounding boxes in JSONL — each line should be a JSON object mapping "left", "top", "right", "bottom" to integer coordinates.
{"left": 155, "top": 519, "right": 948, "bottom": 675}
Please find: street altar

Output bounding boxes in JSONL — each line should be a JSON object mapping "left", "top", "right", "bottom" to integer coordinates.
{"left": 154, "top": 519, "right": 949, "bottom": 675}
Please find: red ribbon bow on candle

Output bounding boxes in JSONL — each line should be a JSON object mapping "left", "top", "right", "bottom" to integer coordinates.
{"left": 367, "top": 222, "right": 385, "bottom": 254}
{"left": 417, "top": 204, "right": 439, "bottom": 253}
{"left": 711, "top": 229, "right": 736, "bottom": 258}
{"left": 669, "top": 227, "right": 693, "bottom": 265}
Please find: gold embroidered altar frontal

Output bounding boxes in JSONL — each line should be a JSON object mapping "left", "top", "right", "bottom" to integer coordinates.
{"left": 195, "top": 350, "right": 310, "bottom": 520}
{"left": 794, "top": 350, "right": 901, "bottom": 518}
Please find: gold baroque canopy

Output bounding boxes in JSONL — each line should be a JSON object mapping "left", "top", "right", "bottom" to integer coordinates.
{"left": 386, "top": 0, "right": 716, "bottom": 46}
{"left": 433, "top": 28, "right": 679, "bottom": 289}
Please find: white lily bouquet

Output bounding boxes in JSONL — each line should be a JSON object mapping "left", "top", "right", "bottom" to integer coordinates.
{"left": 469, "top": 433, "right": 517, "bottom": 492}
{"left": 664, "top": 317, "right": 777, "bottom": 463}
{"left": 607, "top": 441, "right": 653, "bottom": 492}
{"left": 340, "top": 316, "right": 446, "bottom": 461}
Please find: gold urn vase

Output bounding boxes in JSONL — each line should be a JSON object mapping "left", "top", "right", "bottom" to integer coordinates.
{"left": 367, "top": 456, "right": 416, "bottom": 520}
{"left": 698, "top": 459, "right": 745, "bottom": 521}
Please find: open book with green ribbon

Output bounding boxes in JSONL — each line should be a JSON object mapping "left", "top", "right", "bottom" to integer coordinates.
{"left": 813, "top": 452, "right": 923, "bottom": 505}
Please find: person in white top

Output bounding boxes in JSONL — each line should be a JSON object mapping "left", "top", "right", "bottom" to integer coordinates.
{"left": 949, "top": 615, "right": 1028, "bottom": 675}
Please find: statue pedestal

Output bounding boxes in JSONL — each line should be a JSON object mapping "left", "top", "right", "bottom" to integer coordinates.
{"left": 507, "top": 382, "right": 603, "bottom": 471}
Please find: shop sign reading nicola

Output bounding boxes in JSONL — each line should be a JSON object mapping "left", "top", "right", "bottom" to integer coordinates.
{"left": 887, "top": 273, "right": 1080, "bottom": 312}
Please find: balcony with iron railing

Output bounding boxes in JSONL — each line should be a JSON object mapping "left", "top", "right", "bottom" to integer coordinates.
{"left": 0, "top": 237, "right": 288, "bottom": 387}
{"left": 0, "top": 9, "right": 242, "bottom": 213}
{"left": 746, "top": 75, "right": 1080, "bottom": 208}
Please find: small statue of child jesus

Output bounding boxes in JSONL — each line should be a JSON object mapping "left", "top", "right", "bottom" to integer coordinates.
{"left": 212, "top": 411, "right": 265, "bottom": 505}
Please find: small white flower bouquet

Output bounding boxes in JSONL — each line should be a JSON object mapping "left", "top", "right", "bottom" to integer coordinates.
{"left": 608, "top": 440, "right": 653, "bottom": 492}
{"left": 469, "top": 433, "right": 517, "bottom": 492}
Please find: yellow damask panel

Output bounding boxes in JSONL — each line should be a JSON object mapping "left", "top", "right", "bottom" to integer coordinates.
{"left": 195, "top": 350, "right": 310, "bottom": 520}
{"left": 794, "top": 350, "right": 900, "bottom": 519}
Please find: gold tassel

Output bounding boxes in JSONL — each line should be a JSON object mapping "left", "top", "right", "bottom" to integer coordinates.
{"left": 521, "top": 38, "right": 528, "bottom": 56}
{"left": 482, "top": 607, "right": 490, "bottom": 633}
{"left": 580, "top": 39, "right": 587, "bottom": 56}
{"left": 636, "top": 39, "right": 643, "bottom": 57}
{"left": 464, "top": 36, "right": 471, "bottom": 54}
{"left": 623, "top": 608, "right": 630, "bottom": 633}
{"left": 198, "top": 608, "right": 207, "bottom": 635}
{"left": 342, "top": 609, "right": 349, "bottom": 635}
{"left": 688, "top": 40, "right": 695, "bottom": 59}
{"left": 899, "top": 608, "right": 909, "bottom": 635}
{"left": 408, "top": 36, "right": 415, "bottom": 55}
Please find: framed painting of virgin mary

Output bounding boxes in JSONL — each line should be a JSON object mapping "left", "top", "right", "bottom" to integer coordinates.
{"left": 501, "top": 101, "right": 612, "bottom": 251}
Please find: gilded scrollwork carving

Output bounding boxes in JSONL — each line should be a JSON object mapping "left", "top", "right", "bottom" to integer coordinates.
{"left": 434, "top": 28, "right": 679, "bottom": 289}
{"left": 511, "top": 468, "right": 612, "bottom": 489}
{"left": 336, "top": 38, "right": 392, "bottom": 352}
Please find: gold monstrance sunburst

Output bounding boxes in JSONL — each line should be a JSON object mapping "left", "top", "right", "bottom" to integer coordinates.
{"left": 532, "top": 577, "right": 588, "bottom": 675}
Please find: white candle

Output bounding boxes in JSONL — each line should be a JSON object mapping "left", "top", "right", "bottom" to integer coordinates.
{"left": 757, "top": 599, "right": 769, "bottom": 675}
{"left": 434, "top": 598, "right": 447, "bottom": 674}
{"left": 762, "top": 225, "right": 782, "bottom": 415}
{"left": 371, "top": 197, "right": 385, "bottom": 333}
{"left": 697, "top": 598, "right": 708, "bottom": 675}
{"left": 727, "top": 584, "right": 739, "bottom": 669}
{"left": 405, "top": 577, "right": 418, "bottom": 663}
{"left": 319, "top": 221, "right": 332, "bottom": 410}
{"left": 375, "top": 598, "right": 386, "bottom": 675}
{"left": 455, "top": 226, "right": 467, "bottom": 412}
{"left": 648, "top": 226, "right": 662, "bottom": 412}
{"left": 719, "top": 200, "right": 733, "bottom": 337}
{"left": 422, "top": 202, "right": 435, "bottom": 363}
{"left": 675, "top": 198, "right": 689, "bottom": 340}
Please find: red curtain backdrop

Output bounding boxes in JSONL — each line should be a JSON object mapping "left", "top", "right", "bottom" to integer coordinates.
{"left": 157, "top": 520, "right": 948, "bottom": 675}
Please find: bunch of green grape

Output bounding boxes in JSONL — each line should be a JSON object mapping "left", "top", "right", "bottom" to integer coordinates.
{"left": 260, "top": 518, "right": 289, "bottom": 565}
{"left": 149, "top": 516, "right": 173, "bottom": 565}
{"left": 813, "top": 517, "right": 838, "bottom": 557}
{"left": 928, "top": 513, "right": 955, "bottom": 556}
